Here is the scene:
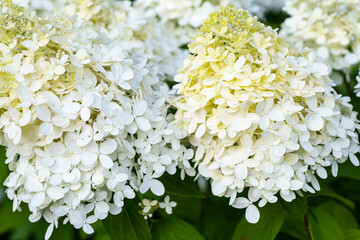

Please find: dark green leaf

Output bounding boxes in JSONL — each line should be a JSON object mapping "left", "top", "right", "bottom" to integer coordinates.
{"left": 159, "top": 173, "right": 203, "bottom": 198}
{"left": 344, "top": 229, "right": 360, "bottom": 240}
{"left": 102, "top": 198, "right": 151, "bottom": 240}
{"left": 307, "top": 208, "right": 344, "bottom": 240}
{"left": 0, "top": 146, "right": 8, "bottom": 183}
{"left": 310, "top": 192, "right": 355, "bottom": 209}
{"left": 199, "top": 195, "right": 242, "bottom": 240}
{"left": 232, "top": 203, "right": 286, "bottom": 240}
{"left": 280, "top": 197, "right": 308, "bottom": 240}
{"left": 338, "top": 161, "right": 360, "bottom": 181}
{"left": 156, "top": 173, "right": 203, "bottom": 220}
{"left": 280, "top": 197, "right": 308, "bottom": 219}
{"left": 281, "top": 213, "right": 308, "bottom": 240}
{"left": 0, "top": 199, "right": 31, "bottom": 235}
{"left": 151, "top": 217, "right": 204, "bottom": 240}
{"left": 318, "top": 201, "right": 357, "bottom": 230}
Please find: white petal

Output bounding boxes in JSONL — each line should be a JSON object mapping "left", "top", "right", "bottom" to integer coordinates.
{"left": 81, "top": 151, "right": 98, "bottom": 166}
{"left": 307, "top": 114, "right": 324, "bottom": 131}
{"left": 211, "top": 181, "right": 227, "bottom": 196}
{"left": 290, "top": 180, "right": 304, "bottom": 190}
{"left": 19, "top": 108, "right": 32, "bottom": 126}
{"left": 139, "top": 180, "right": 151, "bottom": 194}
{"left": 63, "top": 102, "right": 81, "bottom": 114}
{"left": 349, "top": 153, "right": 359, "bottom": 166}
{"left": 25, "top": 177, "right": 43, "bottom": 192}
{"left": 46, "top": 186, "right": 65, "bottom": 200}
{"left": 40, "top": 122, "right": 54, "bottom": 135}
{"left": 96, "top": 202, "right": 110, "bottom": 213}
{"left": 232, "top": 197, "right": 250, "bottom": 209}
{"left": 54, "top": 65, "right": 66, "bottom": 75}
{"left": 195, "top": 124, "right": 206, "bottom": 138}
{"left": 36, "top": 105, "right": 51, "bottom": 122}
{"left": 118, "top": 111, "right": 134, "bottom": 125}
{"left": 100, "top": 139, "right": 118, "bottom": 154}
{"left": 133, "top": 100, "right": 147, "bottom": 116}
{"left": 268, "top": 105, "right": 285, "bottom": 121}
{"left": 150, "top": 179, "right": 165, "bottom": 196}
{"left": 99, "top": 154, "right": 114, "bottom": 169}
{"left": 316, "top": 167, "right": 328, "bottom": 179}
{"left": 234, "top": 164, "right": 248, "bottom": 180}
{"left": 81, "top": 107, "right": 91, "bottom": 121}
{"left": 136, "top": 117, "right": 151, "bottom": 131}
{"left": 275, "top": 176, "right": 290, "bottom": 190}
{"left": 245, "top": 205, "right": 260, "bottom": 224}
{"left": 30, "top": 192, "right": 45, "bottom": 207}
{"left": 83, "top": 224, "right": 94, "bottom": 234}
{"left": 45, "top": 223, "right": 54, "bottom": 240}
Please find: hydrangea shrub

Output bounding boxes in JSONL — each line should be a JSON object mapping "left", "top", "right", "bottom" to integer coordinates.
{"left": 0, "top": 1, "right": 360, "bottom": 240}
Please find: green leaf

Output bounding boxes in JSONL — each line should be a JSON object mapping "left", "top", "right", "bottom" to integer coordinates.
{"left": 199, "top": 196, "right": 242, "bottom": 240}
{"left": 338, "top": 160, "right": 360, "bottom": 181}
{"left": 0, "top": 146, "right": 8, "bottom": 183}
{"left": 344, "top": 229, "right": 360, "bottom": 240}
{"left": 310, "top": 192, "right": 355, "bottom": 209}
{"left": 159, "top": 173, "right": 203, "bottom": 198}
{"left": 281, "top": 213, "right": 308, "bottom": 240}
{"left": 307, "top": 208, "right": 344, "bottom": 240}
{"left": 102, "top": 198, "right": 151, "bottom": 240}
{"left": 280, "top": 198, "right": 308, "bottom": 240}
{"left": 232, "top": 203, "right": 286, "bottom": 240}
{"left": 151, "top": 217, "right": 204, "bottom": 240}
{"left": 0, "top": 199, "right": 31, "bottom": 235}
{"left": 280, "top": 197, "right": 308, "bottom": 218}
{"left": 318, "top": 201, "right": 357, "bottom": 230}
{"left": 155, "top": 173, "right": 203, "bottom": 220}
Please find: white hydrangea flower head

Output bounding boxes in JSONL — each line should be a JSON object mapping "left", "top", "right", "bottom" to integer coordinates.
{"left": 49, "top": 0, "right": 185, "bottom": 81}
{"left": 280, "top": 0, "right": 360, "bottom": 73}
{"left": 134, "top": 0, "right": 245, "bottom": 46}
{"left": 134, "top": 0, "right": 286, "bottom": 48}
{"left": 0, "top": 1, "right": 194, "bottom": 238}
{"left": 13, "top": 0, "right": 64, "bottom": 15}
{"left": 174, "top": 6, "right": 360, "bottom": 224}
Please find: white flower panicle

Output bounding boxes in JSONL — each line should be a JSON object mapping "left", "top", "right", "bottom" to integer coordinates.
{"left": 55, "top": 0, "right": 185, "bottom": 81}
{"left": 13, "top": 0, "right": 63, "bottom": 15}
{"left": 280, "top": 0, "right": 360, "bottom": 73}
{"left": 174, "top": 6, "right": 360, "bottom": 224}
{"left": 0, "top": 1, "right": 194, "bottom": 238}
{"left": 134, "top": 0, "right": 246, "bottom": 47}
{"left": 134, "top": 0, "right": 286, "bottom": 48}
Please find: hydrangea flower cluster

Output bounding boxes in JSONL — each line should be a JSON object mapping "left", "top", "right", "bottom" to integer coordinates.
{"left": 0, "top": 1, "right": 194, "bottom": 238}
{"left": 174, "top": 6, "right": 360, "bottom": 223}
{"left": 13, "top": 0, "right": 63, "bottom": 15}
{"left": 280, "top": 0, "right": 360, "bottom": 74}
{"left": 135, "top": 0, "right": 244, "bottom": 46}
{"left": 54, "top": 0, "right": 186, "bottom": 81}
